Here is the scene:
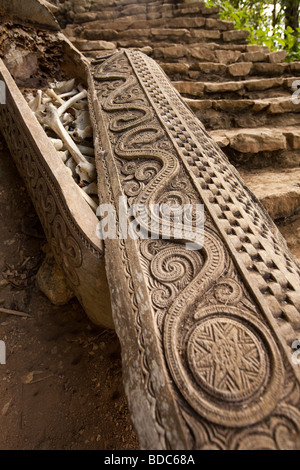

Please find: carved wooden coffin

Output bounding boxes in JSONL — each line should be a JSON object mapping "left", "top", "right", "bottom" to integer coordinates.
{"left": 87, "top": 49, "right": 300, "bottom": 449}
{"left": 0, "top": 42, "right": 113, "bottom": 328}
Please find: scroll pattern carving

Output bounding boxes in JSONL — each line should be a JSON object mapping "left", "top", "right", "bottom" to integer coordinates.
{"left": 90, "top": 49, "right": 300, "bottom": 449}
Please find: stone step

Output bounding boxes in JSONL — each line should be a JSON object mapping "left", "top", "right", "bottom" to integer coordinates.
{"left": 240, "top": 168, "right": 300, "bottom": 221}
{"left": 71, "top": 39, "right": 117, "bottom": 52}
{"left": 75, "top": 16, "right": 234, "bottom": 32}
{"left": 184, "top": 97, "right": 300, "bottom": 130}
{"left": 173, "top": 77, "right": 299, "bottom": 99}
{"left": 175, "top": 3, "right": 220, "bottom": 18}
{"left": 210, "top": 126, "right": 300, "bottom": 153}
{"left": 80, "top": 46, "right": 154, "bottom": 59}
{"left": 119, "top": 41, "right": 269, "bottom": 56}
{"left": 153, "top": 45, "right": 284, "bottom": 68}
{"left": 160, "top": 60, "right": 292, "bottom": 81}
{"left": 82, "top": 26, "right": 251, "bottom": 45}
{"left": 83, "top": 27, "right": 228, "bottom": 43}
{"left": 151, "top": 43, "right": 271, "bottom": 63}
{"left": 75, "top": 48, "right": 292, "bottom": 82}
{"left": 84, "top": 0, "right": 210, "bottom": 20}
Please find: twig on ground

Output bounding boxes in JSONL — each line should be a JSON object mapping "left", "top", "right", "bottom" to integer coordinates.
{"left": 0, "top": 307, "right": 31, "bottom": 318}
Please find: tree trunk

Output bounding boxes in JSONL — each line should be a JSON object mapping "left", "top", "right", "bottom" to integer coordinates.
{"left": 283, "top": 0, "right": 299, "bottom": 30}
{"left": 272, "top": 0, "right": 277, "bottom": 28}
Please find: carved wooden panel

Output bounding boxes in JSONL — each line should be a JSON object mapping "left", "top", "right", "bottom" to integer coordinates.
{"left": 0, "top": 58, "right": 113, "bottom": 328}
{"left": 87, "top": 49, "right": 300, "bottom": 449}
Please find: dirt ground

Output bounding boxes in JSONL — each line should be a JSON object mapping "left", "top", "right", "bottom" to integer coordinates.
{"left": 0, "top": 132, "right": 139, "bottom": 450}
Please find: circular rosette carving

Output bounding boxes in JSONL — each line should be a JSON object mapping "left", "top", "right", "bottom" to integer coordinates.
{"left": 50, "top": 215, "right": 83, "bottom": 287}
{"left": 164, "top": 305, "right": 284, "bottom": 427}
{"left": 188, "top": 317, "right": 267, "bottom": 403}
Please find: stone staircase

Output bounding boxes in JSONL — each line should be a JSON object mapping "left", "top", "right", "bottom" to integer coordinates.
{"left": 60, "top": 0, "right": 300, "bottom": 260}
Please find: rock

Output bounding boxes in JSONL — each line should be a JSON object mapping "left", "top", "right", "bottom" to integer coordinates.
{"left": 161, "top": 63, "right": 189, "bottom": 75}
{"left": 156, "top": 45, "right": 188, "bottom": 59}
{"left": 268, "top": 98, "right": 300, "bottom": 114}
{"left": 252, "top": 63, "right": 287, "bottom": 76}
{"left": 189, "top": 46, "right": 216, "bottom": 62}
{"left": 74, "top": 12, "right": 102, "bottom": 23}
{"left": 148, "top": 11, "right": 161, "bottom": 20}
{"left": 211, "top": 134, "right": 230, "bottom": 148}
{"left": 138, "top": 46, "right": 153, "bottom": 55}
{"left": 192, "top": 29, "right": 221, "bottom": 40}
{"left": 90, "top": 0, "right": 115, "bottom": 9}
{"left": 229, "top": 129, "right": 286, "bottom": 153}
{"left": 246, "top": 45, "right": 270, "bottom": 53}
{"left": 184, "top": 99, "right": 213, "bottom": 112}
{"left": 222, "top": 30, "right": 249, "bottom": 42}
{"left": 2, "top": 399, "right": 12, "bottom": 416}
{"left": 170, "top": 17, "right": 206, "bottom": 29}
{"left": 119, "top": 28, "right": 150, "bottom": 39}
{"left": 84, "top": 19, "right": 132, "bottom": 32}
{"left": 122, "top": 3, "right": 146, "bottom": 16}
{"left": 84, "top": 29, "right": 118, "bottom": 41}
{"left": 192, "top": 63, "right": 227, "bottom": 75}
{"left": 268, "top": 51, "right": 287, "bottom": 63}
{"left": 118, "top": 39, "right": 150, "bottom": 48}
{"left": 251, "top": 100, "right": 270, "bottom": 112}
{"left": 228, "top": 62, "right": 252, "bottom": 77}
{"left": 177, "top": 5, "right": 205, "bottom": 16}
{"left": 205, "top": 18, "right": 234, "bottom": 31}
{"left": 284, "top": 131, "right": 300, "bottom": 150}
{"left": 213, "top": 100, "right": 254, "bottom": 112}
{"left": 245, "top": 78, "right": 284, "bottom": 91}
{"left": 205, "top": 81, "right": 244, "bottom": 93}
{"left": 219, "top": 44, "right": 247, "bottom": 52}
{"left": 201, "top": 6, "right": 220, "bottom": 16}
{"left": 36, "top": 251, "right": 75, "bottom": 306}
{"left": 215, "top": 50, "right": 242, "bottom": 64}
{"left": 243, "top": 52, "right": 266, "bottom": 62}
{"left": 289, "top": 63, "right": 300, "bottom": 73}
{"left": 241, "top": 169, "right": 300, "bottom": 220}
{"left": 74, "top": 40, "right": 116, "bottom": 51}
{"left": 285, "top": 77, "right": 300, "bottom": 88}
{"left": 151, "top": 28, "right": 190, "bottom": 39}
{"left": 172, "top": 81, "right": 205, "bottom": 97}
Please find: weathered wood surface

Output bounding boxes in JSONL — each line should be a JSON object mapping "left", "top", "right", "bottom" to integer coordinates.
{"left": 0, "top": 56, "right": 113, "bottom": 328}
{"left": 88, "top": 49, "right": 300, "bottom": 449}
{"left": 0, "top": 0, "right": 60, "bottom": 30}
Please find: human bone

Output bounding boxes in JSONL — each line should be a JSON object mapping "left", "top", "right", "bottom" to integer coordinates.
{"left": 25, "top": 81, "right": 98, "bottom": 196}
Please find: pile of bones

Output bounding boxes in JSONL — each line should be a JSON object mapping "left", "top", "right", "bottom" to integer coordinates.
{"left": 25, "top": 79, "right": 99, "bottom": 212}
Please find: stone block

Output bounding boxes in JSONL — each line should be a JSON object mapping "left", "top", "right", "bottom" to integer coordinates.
{"left": 228, "top": 62, "right": 252, "bottom": 77}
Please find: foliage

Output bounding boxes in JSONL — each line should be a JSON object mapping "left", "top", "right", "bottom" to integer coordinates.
{"left": 205, "top": 0, "right": 300, "bottom": 61}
